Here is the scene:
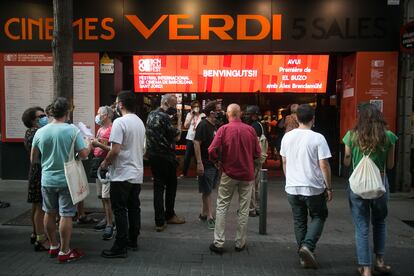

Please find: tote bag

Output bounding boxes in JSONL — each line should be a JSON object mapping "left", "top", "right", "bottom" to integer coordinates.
{"left": 258, "top": 123, "right": 269, "bottom": 164}
{"left": 349, "top": 154, "right": 385, "bottom": 199}
{"left": 64, "top": 129, "right": 89, "bottom": 204}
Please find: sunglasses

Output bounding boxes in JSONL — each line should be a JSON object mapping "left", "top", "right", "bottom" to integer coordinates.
{"left": 37, "top": 114, "right": 47, "bottom": 118}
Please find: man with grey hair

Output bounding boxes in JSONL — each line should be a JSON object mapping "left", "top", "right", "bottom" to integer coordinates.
{"left": 146, "top": 94, "right": 185, "bottom": 232}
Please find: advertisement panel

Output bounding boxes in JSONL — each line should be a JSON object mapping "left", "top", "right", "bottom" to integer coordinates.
{"left": 0, "top": 53, "right": 100, "bottom": 142}
{"left": 133, "top": 54, "right": 329, "bottom": 93}
{"left": 339, "top": 51, "right": 398, "bottom": 140}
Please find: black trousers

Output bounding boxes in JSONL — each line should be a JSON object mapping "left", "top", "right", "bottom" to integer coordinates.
{"left": 182, "top": 139, "right": 194, "bottom": 176}
{"left": 110, "top": 181, "right": 141, "bottom": 249}
{"left": 149, "top": 154, "right": 178, "bottom": 226}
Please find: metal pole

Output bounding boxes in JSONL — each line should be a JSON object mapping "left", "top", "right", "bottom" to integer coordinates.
{"left": 259, "top": 168, "right": 268, "bottom": 235}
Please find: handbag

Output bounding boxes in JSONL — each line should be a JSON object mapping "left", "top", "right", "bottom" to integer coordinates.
{"left": 349, "top": 153, "right": 386, "bottom": 199}
{"left": 64, "top": 129, "right": 90, "bottom": 204}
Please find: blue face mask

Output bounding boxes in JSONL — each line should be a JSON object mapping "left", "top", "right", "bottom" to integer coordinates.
{"left": 38, "top": 116, "right": 48, "bottom": 127}
{"left": 95, "top": 115, "right": 103, "bottom": 126}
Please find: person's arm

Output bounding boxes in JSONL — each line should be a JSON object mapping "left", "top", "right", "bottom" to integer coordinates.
{"left": 101, "top": 143, "right": 121, "bottom": 169}
{"left": 319, "top": 159, "right": 332, "bottom": 202}
{"left": 193, "top": 140, "right": 204, "bottom": 176}
{"left": 30, "top": 146, "right": 40, "bottom": 165}
{"left": 282, "top": 156, "right": 286, "bottom": 176}
{"left": 184, "top": 112, "right": 193, "bottom": 129}
{"left": 92, "top": 139, "right": 111, "bottom": 152}
{"left": 208, "top": 128, "right": 223, "bottom": 162}
{"left": 343, "top": 145, "right": 352, "bottom": 167}
{"left": 387, "top": 144, "right": 395, "bottom": 169}
{"left": 74, "top": 132, "right": 91, "bottom": 160}
{"left": 78, "top": 146, "right": 90, "bottom": 160}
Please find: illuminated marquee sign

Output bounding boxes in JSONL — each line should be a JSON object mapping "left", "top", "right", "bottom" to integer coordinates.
{"left": 133, "top": 55, "right": 329, "bottom": 93}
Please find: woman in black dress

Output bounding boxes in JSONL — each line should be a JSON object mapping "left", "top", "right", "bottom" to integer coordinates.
{"left": 22, "top": 106, "right": 50, "bottom": 251}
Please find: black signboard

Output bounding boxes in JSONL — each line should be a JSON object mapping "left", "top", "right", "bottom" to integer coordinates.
{"left": 401, "top": 21, "right": 414, "bottom": 53}
{"left": 0, "top": 0, "right": 401, "bottom": 53}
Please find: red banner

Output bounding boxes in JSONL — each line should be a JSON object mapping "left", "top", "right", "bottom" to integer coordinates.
{"left": 133, "top": 54, "right": 329, "bottom": 93}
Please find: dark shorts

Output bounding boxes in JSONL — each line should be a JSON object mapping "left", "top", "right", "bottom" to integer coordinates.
{"left": 198, "top": 166, "right": 219, "bottom": 195}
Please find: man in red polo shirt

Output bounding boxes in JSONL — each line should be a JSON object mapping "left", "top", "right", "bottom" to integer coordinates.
{"left": 208, "top": 103, "right": 261, "bottom": 253}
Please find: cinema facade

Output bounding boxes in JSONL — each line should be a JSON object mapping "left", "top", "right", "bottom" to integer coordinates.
{"left": 0, "top": 0, "right": 409, "bottom": 191}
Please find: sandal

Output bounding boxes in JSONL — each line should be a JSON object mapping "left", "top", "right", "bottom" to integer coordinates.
{"left": 0, "top": 201, "right": 10, "bottom": 208}
{"left": 374, "top": 264, "right": 392, "bottom": 274}
{"left": 34, "top": 239, "right": 50, "bottom": 252}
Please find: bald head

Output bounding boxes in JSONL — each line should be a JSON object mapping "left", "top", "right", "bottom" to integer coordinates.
{"left": 227, "top": 103, "right": 241, "bottom": 119}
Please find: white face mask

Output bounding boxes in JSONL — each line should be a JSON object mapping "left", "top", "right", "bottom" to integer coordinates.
{"left": 193, "top": 107, "right": 200, "bottom": 113}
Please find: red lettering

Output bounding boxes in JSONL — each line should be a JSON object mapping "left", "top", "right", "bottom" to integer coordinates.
{"left": 4, "top": 18, "right": 20, "bottom": 40}
{"left": 101, "top": 17, "right": 115, "bottom": 40}
{"left": 125, "top": 14, "right": 168, "bottom": 39}
{"left": 169, "top": 14, "right": 199, "bottom": 40}
{"left": 28, "top": 18, "right": 43, "bottom": 40}
{"left": 200, "top": 15, "right": 233, "bottom": 40}
{"left": 237, "top": 15, "right": 270, "bottom": 40}
{"left": 85, "top": 18, "right": 99, "bottom": 40}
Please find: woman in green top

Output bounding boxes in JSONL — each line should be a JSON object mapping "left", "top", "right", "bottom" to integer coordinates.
{"left": 343, "top": 103, "right": 397, "bottom": 276}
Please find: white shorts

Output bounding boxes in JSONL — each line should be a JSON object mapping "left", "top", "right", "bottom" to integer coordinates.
{"left": 96, "top": 178, "right": 110, "bottom": 199}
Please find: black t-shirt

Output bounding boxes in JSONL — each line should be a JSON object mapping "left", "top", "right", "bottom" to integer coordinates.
{"left": 194, "top": 118, "right": 216, "bottom": 167}
{"left": 251, "top": 121, "right": 263, "bottom": 137}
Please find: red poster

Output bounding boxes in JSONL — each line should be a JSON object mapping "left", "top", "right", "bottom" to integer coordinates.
{"left": 133, "top": 54, "right": 329, "bottom": 93}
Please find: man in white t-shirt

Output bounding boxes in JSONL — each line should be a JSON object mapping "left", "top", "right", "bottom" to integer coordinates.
{"left": 280, "top": 104, "right": 332, "bottom": 269}
{"left": 100, "top": 91, "right": 145, "bottom": 258}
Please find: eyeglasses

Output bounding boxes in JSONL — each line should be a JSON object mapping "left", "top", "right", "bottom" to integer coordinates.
{"left": 37, "top": 114, "right": 47, "bottom": 118}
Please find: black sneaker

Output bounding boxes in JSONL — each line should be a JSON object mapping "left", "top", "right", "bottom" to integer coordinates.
{"left": 298, "top": 245, "right": 318, "bottom": 269}
{"left": 235, "top": 244, "right": 246, "bottom": 252}
{"left": 101, "top": 247, "right": 127, "bottom": 258}
{"left": 127, "top": 241, "right": 138, "bottom": 252}
{"left": 209, "top": 243, "right": 224, "bottom": 254}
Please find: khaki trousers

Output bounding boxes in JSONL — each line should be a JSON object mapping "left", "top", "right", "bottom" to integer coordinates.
{"left": 249, "top": 163, "right": 262, "bottom": 213}
{"left": 214, "top": 173, "right": 253, "bottom": 248}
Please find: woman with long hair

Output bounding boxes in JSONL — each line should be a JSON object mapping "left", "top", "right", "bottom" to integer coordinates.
{"left": 22, "top": 106, "right": 50, "bottom": 251}
{"left": 343, "top": 103, "right": 397, "bottom": 276}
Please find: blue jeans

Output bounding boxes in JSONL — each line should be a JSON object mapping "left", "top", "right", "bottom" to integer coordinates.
{"left": 41, "top": 186, "right": 76, "bottom": 217}
{"left": 348, "top": 178, "right": 389, "bottom": 266}
{"left": 287, "top": 192, "right": 328, "bottom": 252}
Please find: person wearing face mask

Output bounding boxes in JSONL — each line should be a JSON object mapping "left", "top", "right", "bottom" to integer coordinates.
{"left": 146, "top": 94, "right": 186, "bottom": 232}
{"left": 180, "top": 100, "right": 205, "bottom": 178}
{"left": 22, "top": 106, "right": 50, "bottom": 251}
{"left": 31, "top": 97, "right": 91, "bottom": 263}
{"left": 89, "top": 106, "right": 114, "bottom": 240}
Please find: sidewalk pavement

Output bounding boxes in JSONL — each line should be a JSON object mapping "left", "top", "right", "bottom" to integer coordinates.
{"left": 0, "top": 176, "right": 413, "bottom": 276}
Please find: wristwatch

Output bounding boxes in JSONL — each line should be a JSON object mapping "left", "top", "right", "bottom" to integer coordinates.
{"left": 326, "top": 188, "right": 333, "bottom": 192}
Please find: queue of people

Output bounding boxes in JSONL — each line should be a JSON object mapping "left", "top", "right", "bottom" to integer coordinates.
{"left": 20, "top": 94, "right": 396, "bottom": 275}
